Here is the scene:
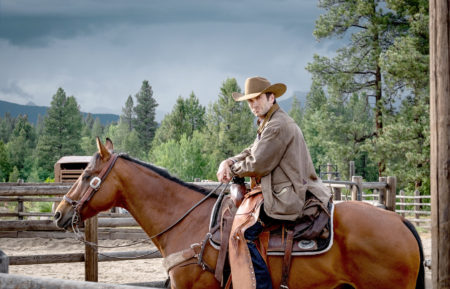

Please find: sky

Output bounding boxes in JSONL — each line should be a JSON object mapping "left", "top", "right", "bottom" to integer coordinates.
{"left": 0, "top": 0, "right": 334, "bottom": 119}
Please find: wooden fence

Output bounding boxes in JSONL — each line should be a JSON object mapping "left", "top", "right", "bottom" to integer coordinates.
{"left": 0, "top": 179, "right": 431, "bottom": 284}
{"left": 0, "top": 273, "right": 159, "bottom": 289}
{"left": 396, "top": 190, "right": 431, "bottom": 228}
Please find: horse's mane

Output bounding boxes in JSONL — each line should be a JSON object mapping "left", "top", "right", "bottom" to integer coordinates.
{"left": 117, "top": 153, "right": 214, "bottom": 197}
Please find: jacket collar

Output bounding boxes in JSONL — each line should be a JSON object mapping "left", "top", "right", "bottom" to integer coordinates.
{"left": 257, "top": 103, "right": 280, "bottom": 137}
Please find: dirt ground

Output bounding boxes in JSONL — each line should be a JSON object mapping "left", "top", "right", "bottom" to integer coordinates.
{"left": 1, "top": 233, "right": 433, "bottom": 287}
{"left": 1, "top": 237, "right": 167, "bottom": 285}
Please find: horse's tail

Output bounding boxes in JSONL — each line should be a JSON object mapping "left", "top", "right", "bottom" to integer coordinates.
{"left": 402, "top": 219, "right": 425, "bottom": 289}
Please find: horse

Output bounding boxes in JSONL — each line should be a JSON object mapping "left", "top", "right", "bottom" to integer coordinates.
{"left": 54, "top": 138, "right": 425, "bottom": 289}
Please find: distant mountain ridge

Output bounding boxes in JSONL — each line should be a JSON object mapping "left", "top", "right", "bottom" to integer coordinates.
{"left": 278, "top": 91, "right": 307, "bottom": 112}
{"left": 0, "top": 99, "right": 119, "bottom": 125}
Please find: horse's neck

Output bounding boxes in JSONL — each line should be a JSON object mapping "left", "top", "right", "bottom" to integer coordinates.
{"left": 118, "top": 162, "right": 214, "bottom": 256}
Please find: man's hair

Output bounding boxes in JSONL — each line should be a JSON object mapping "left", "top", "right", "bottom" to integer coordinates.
{"left": 264, "top": 92, "right": 277, "bottom": 104}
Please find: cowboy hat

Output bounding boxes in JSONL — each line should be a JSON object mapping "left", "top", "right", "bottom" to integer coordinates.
{"left": 232, "top": 76, "right": 287, "bottom": 101}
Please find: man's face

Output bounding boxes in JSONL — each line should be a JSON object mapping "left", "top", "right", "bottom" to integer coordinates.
{"left": 247, "top": 93, "right": 275, "bottom": 119}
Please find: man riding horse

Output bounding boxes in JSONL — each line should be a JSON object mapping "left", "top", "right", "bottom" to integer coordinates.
{"left": 217, "top": 76, "right": 332, "bottom": 289}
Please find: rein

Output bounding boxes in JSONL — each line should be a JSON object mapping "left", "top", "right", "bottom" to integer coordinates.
{"left": 63, "top": 153, "right": 227, "bottom": 259}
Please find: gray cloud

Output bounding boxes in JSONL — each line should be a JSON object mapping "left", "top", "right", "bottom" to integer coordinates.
{"left": 0, "top": 80, "right": 34, "bottom": 101}
{"left": 0, "top": 0, "right": 320, "bottom": 46}
{"left": 0, "top": 0, "right": 334, "bottom": 117}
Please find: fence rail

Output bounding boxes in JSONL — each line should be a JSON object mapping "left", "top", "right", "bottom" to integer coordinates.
{"left": 1, "top": 181, "right": 431, "bottom": 273}
{"left": 0, "top": 273, "right": 158, "bottom": 289}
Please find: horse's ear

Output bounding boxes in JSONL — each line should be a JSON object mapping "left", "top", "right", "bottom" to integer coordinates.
{"left": 96, "top": 137, "right": 111, "bottom": 159}
{"left": 105, "top": 137, "right": 114, "bottom": 152}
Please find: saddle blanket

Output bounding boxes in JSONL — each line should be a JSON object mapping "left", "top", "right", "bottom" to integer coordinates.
{"left": 267, "top": 202, "right": 334, "bottom": 256}
{"left": 209, "top": 194, "right": 334, "bottom": 256}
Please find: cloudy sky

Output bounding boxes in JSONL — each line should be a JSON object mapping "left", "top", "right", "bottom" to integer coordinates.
{"left": 0, "top": 0, "right": 334, "bottom": 118}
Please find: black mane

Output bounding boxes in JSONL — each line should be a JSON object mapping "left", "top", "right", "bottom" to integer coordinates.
{"left": 118, "top": 153, "right": 214, "bottom": 197}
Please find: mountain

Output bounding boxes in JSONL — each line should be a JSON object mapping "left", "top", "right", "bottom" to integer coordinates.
{"left": 278, "top": 91, "right": 308, "bottom": 112}
{"left": 0, "top": 100, "right": 119, "bottom": 125}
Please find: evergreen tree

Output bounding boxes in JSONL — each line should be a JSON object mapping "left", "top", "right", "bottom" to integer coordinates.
{"left": 152, "top": 131, "right": 209, "bottom": 181}
{"left": 0, "top": 141, "right": 11, "bottom": 182}
{"left": 301, "top": 80, "right": 328, "bottom": 169}
{"left": 376, "top": 0, "right": 429, "bottom": 193}
{"left": 307, "top": 0, "right": 413, "bottom": 175}
{"left": 121, "top": 95, "right": 135, "bottom": 132}
{"left": 35, "top": 114, "right": 45, "bottom": 136}
{"left": 302, "top": 80, "right": 376, "bottom": 180}
{"left": 288, "top": 94, "right": 303, "bottom": 127}
{"left": 104, "top": 121, "right": 142, "bottom": 158}
{"left": 92, "top": 118, "right": 103, "bottom": 138}
{"left": 0, "top": 113, "right": 16, "bottom": 143}
{"left": 81, "top": 117, "right": 103, "bottom": 155}
{"left": 8, "top": 166, "right": 20, "bottom": 182}
{"left": 202, "top": 78, "right": 255, "bottom": 179}
{"left": 153, "top": 92, "right": 205, "bottom": 146}
{"left": 6, "top": 115, "right": 36, "bottom": 180}
{"left": 35, "top": 88, "right": 83, "bottom": 179}
{"left": 133, "top": 80, "right": 158, "bottom": 154}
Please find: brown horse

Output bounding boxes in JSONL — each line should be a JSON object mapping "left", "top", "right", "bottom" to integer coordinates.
{"left": 54, "top": 138, "right": 424, "bottom": 289}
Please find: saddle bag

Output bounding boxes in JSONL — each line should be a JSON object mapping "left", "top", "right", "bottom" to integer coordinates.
{"left": 293, "top": 192, "right": 331, "bottom": 240}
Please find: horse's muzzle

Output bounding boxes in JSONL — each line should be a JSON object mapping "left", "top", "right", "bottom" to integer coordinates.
{"left": 54, "top": 209, "right": 74, "bottom": 230}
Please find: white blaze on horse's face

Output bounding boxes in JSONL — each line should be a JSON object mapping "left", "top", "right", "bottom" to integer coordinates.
{"left": 54, "top": 177, "right": 82, "bottom": 229}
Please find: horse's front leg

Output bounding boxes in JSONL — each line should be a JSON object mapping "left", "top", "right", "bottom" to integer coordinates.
{"left": 169, "top": 266, "right": 220, "bottom": 289}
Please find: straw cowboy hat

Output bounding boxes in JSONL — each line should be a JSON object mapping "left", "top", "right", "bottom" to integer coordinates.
{"left": 232, "top": 76, "right": 287, "bottom": 101}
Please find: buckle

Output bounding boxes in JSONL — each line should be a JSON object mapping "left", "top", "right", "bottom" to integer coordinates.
{"left": 90, "top": 177, "right": 102, "bottom": 190}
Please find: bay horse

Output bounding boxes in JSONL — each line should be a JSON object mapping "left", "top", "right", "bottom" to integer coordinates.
{"left": 54, "top": 138, "right": 424, "bottom": 289}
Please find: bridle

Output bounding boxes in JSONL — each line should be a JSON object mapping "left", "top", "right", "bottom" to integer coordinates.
{"left": 63, "top": 153, "right": 119, "bottom": 222}
{"left": 62, "top": 152, "right": 227, "bottom": 256}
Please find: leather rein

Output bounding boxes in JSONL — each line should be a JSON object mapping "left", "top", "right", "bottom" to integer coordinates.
{"left": 62, "top": 153, "right": 226, "bottom": 256}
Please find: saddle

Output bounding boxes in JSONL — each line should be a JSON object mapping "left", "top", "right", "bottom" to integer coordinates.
{"left": 209, "top": 185, "right": 333, "bottom": 289}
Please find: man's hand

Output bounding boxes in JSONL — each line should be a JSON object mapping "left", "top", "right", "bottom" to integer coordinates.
{"left": 217, "top": 159, "right": 234, "bottom": 183}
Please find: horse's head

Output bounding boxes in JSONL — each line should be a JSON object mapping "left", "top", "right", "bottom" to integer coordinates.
{"left": 54, "top": 137, "right": 120, "bottom": 230}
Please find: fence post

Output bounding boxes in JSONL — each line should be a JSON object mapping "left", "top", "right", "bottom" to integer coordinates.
{"left": 349, "top": 161, "right": 355, "bottom": 179}
{"left": 17, "top": 197, "right": 24, "bottom": 220}
{"left": 0, "top": 250, "right": 8, "bottom": 273}
{"left": 399, "top": 190, "right": 405, "bottom": 217}
{"left": 386, "top": 176, "right": 397, "bottom": 211}
{"left": 327, "top": 163, "right": 341, "bottom": 201}
{"left": 85, "top": 216, "right": 98, "bottom": 282}
{"left": 351, "top": 176, "right": 362, "bottom": 201}
{"left": 414, "top": 190, "right": 420, "bottom": 226}
{"left": 334, "top": 176, "right": 342, "bottom": 201}
{"left": 378, "top": 177, "right": 387, "bottom": 209}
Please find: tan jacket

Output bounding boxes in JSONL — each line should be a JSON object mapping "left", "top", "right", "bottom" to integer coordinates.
{"left": 230, "top": 106, "right": 331, "bottom": 221}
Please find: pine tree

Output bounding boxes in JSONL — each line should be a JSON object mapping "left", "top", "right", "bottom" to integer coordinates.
{"left": 288, "top": 94, "right": 303, "bottom": 127}
{"left": 0, "top": 113, "right": 16, "bottom": 143}
{"left": 0, "top": 141, "right": 11, "bottom": 182}
{"left": 153, "top": 92, "right": 205, "bottom": 146}
{"left": 133, "top": 81, "right": 158, "bottom": 154}
{"left": 6, "top": 115, "right": 36, "bottom": 180}
{"left": 202, "top": 78, "right": 255, "bottom": 179}
{"left": 8, "top": 166, "right": 20, "bottom": 182}
{"left": 301, "top": 80, "right": 376, "bottom": 180}
{"left": 121, "top": 95, "right": 135, "bottom": 132}
{"left": 35, "top": 88, "right": 83, "bottom": 179}
{"left": 307, "top": 0, "right": 413, "bottom": 175}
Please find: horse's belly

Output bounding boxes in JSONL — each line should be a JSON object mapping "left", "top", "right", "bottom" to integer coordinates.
{"left": 266, "top": 202, "right": 421, "bottom": 289}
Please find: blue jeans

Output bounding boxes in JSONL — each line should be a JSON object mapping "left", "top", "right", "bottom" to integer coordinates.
{"left": 244, "top": 220, "right": 273, "bottom": 289}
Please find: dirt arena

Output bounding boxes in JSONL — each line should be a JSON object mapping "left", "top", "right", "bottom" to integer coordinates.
{"left": 1, "top": 233, "right": 432, "bottom": 287}
{"left": 1, "top": 237, "right": 167, "bottom": 285}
